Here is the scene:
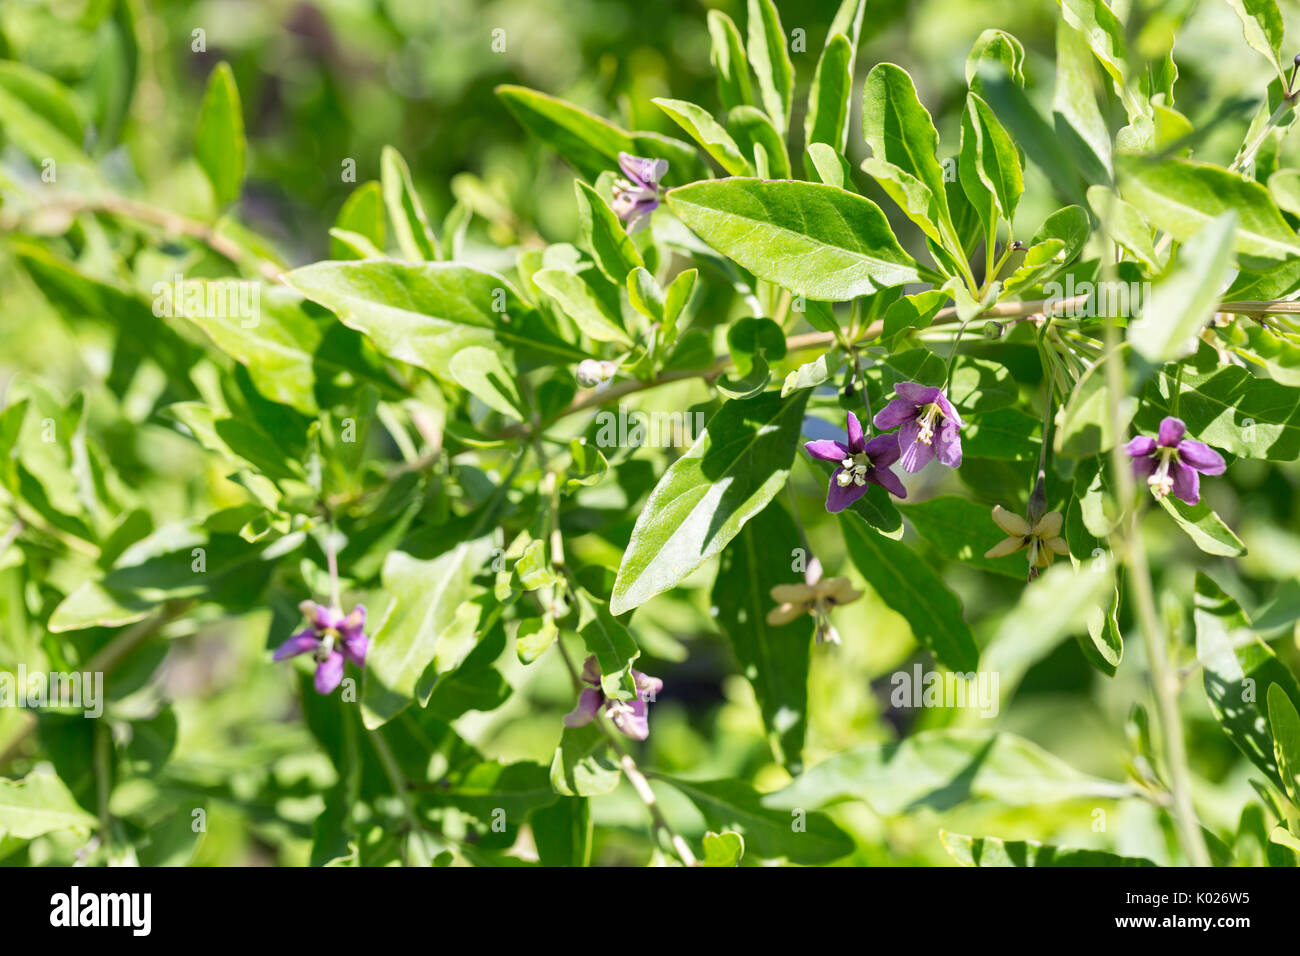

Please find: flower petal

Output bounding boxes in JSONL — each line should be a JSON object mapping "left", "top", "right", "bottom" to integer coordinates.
{"left": 873, "top": 398, "right": 917, "bottom": 430}
{"left": 1177, "top": 439, "right": 1225, "bottom": 475}
{"left": 985, "top": 535, "right": 1026, "bottom": 558}
{"left": 872, "top": 466, "right": 908, "bottom": 499}
{"left": 805, "top": 439, "right": 850, "bottom": 463}
{"left": 609, "top": 699, "right": 651, "bottom": 740}
{"left": 579, "top": 654, "right": 602, "bottom": 686}
{"left": 898, "top": 420, "right": 936, "bottom": 473}
{"left": 992, "top": 505, "right": 1030, "bottom": 537}
{"left": 895, "top": 381, "right": 941, "bottom": 406}
{"left": 935, "top": 421, "right": 962, "bottom": 468}
{"left": 341, "top": 630, "right": 369, "bottom": 667}
{"left": 314, "top": 651, "right": 345, "bottom": 695}
{"left": 766, "top": 603, "right": 805, "bottom": 626}
{"left": 633, "top": 670, "right": 663, "bottom": 701}
{"left": 1047, "top": 536, "right": 1070, "bottom": 555}
{"left": 934, "top": 391, "right": 963, "bottom": 428}
{"left": 273, "top": 629, "right": 320, "bottom": 661}
{"left": 821, "top": 577, "right": 863, "bottom": 605}
{"left": 1170, "top": 460, "right": 1200, "bottom": 505}
{"left": 863, "top": 432, "right": 901, "bottom": 466}
{"left": 1131, "top": 454, "right": 1156, "bottom": 481}
{"left": 845, "top": 411, "right": 865, "bottom": 452}
{"left": 1031, "top": 511, "right": 1063, "bottom": 538}
{"left": 1124, "top": 435, "right": 1156, "bottom": 458}
{"left": 826, "top": 474, "right": 870, "bottom": 513}
{"left": 1157, "top": 417, "right": 1186, "bottom": 447}
{"left": 564, "top": 688, "right": 603, "bottom": 728}
{"left": 770, "top": 583, "right": 816, "bottom": 603}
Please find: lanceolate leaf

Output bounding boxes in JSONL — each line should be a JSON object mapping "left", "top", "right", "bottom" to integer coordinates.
{"left": 1225, "top": 0, "right": 1287, "bottom": 82}
{"left": 1267, "top": 683, "right": 1300, "bottom": 805}
{"left": 726, "top": 106, "right": 791, "bottom": 179}
{"left": 713, "top": 499, "right": 813, "bottom": 772}
{"left": 362, "top": 537, "right": 495, "bottom": 728}
{"left": 496, "top": 84, "right": 635, "bottom": 180}
{"left": 746, "top": 0, "right": 794, "bottom": 134}
{"left": 666, "top": 179, "right": 919, "bottom": 301}
{"left": 941, "top": 831, "right": 1155, "bottom": 867}
{"left": 0, "top": 772, "right": 97, "bottom": 840}
{"left": 285, "top": 260, "right": 584, "bottom": 381}
{"left": 656, "top": 775, "right": 853, "bottom": 864}
{"left": 765, "top": 728, "right": 1135, "bottom": 814}
{"left": 1119, "top": 156, "right": 1300, "bottom": 263}
{"left": 575, "top": 181, "right": 644, "bottom": 283}
{"left": 839, "top": 511, "right": 980, "bottom": 671}
{"left": 707, "top": 10, "right": 754, "bottom": 111}
{"left": 653, "top": 97, "right": 751, "bottom": 177}
{"left": 610, "top": 389, "right": 810, "bottom": 614}
{"left": 195, "top": 62, "right": 245, "bottom": 207}
{"left": 381, "top": 146, "right": 438, "bottom": 261}
{"left": 1195, "top": 573, "right": 1300, "bottom": 792}
{"left": 805, "top": 33, "right": 853, "bottom": 154}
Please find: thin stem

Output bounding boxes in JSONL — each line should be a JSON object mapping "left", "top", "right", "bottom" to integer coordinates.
{"left": 1100, "top": 300, "right": 1211, "bottom": 868}
{"left": 554, "top": 635, "right": 697, "bottom": 867}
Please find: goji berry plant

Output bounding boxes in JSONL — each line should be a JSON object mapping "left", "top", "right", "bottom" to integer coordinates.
{"left": 2, "top": 0, "right": 1300, "bottom": 869}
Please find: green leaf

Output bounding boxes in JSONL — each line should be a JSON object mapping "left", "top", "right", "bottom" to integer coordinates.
{"left": 0, "top": 60, "right": 88, "bottom": 165}
{"left": 1129, "top": 212, "right": 1237, "bottom": 367}
{"left": 381, "top": 145, "right": 438, "bottom": 261}
{"left": 1119, "top": 156, "right": 1300, "bottom": 264}
{"left": 195, "top": 62, "right": 245, "bottom": 207}
{"left": 575, "top": 181, "right": 644, "bottom": 284}
{"left": 764, "top": 728, "right": 1135, "bottom": 814}
{"left": 707, "top": 10, "right": 754, "bottom": 111}
{"left": 171, "top": 281, "right": 321, "bottom": 415}
{"left": 285, "top": 260, "right": 584, "bottom": 381}
{"left": 746, "top": 0, "right": 794, "bottom": 134}
{"left": 805, "top": 33, "right": 853, "bottom": 155}
{"left": 960, "top": 92, "right": 1023, "bottom": 229}
{"left": 1195, "top": 572, "right": 1300, "bottom": 792}
{"left": 331, "top": 181, "right": 386, "bottom": 259}
{"left": 901, "top": 495, "right": 1031, "bottom": 578}
{"left": 1268, "top": 683, "right": 1300, "bottom": 805}
{"left": 1157, "top": 495, "right": 1246, "bottom": 557}
{"left": 551, "top": 723, "right": 620, "bottom": 797}
{"left": 1226, "top": 0, "right": 1288, "bottom": 82}
{"left": 701, "top": 830, "right": 745, "bottom": 866}
{"left": 610, "top": 389, "right": 809, "bottom": 614}
{"left": 861, "top": 63, "right": 959, "bottom": 256}
{"left": 531, "top": 797, "right": 591, "bottom": 866}
{"left": 713, "top": 500, "right": 813, "bottom": 772}
{"left": 1052, "top": 18, "right": 1112, "bottom": 185}
{"left": 1087, "top": 185, "right": 1159, "bottom": 270}
{"left": 941, "top": 830, "right": 1155, "bottom": 867}
{"left": 421, "top": 761, "right": 556, "bottom": 819}
{"left": 0, "top": 771, "right": 97, "bottom": 840}
{"left": 656, "top": 775, "right": 852, "bottom": 864}
{"left": 496, "top": 85, "right": 635, "bottom": 181}
{"left": 840, "top": 511, "right": 980, "bottom": 671}
{"left": 533, "top": 268, "right": 631, "bottom": 345}
{"left": 727, "top": 105, "right": 790, "bottom": 180}
{"left": 1137, "top": 345, "right": 1300, "bottom": 461}
{"left": 575, "top": 588, "right": 640, "bottom": 697}
{"left": 362, "top": 537, "right": 494, "bottom": 728}
{"left": 666, "top": 179, "right": 919, "bottom": 301}
{"left": 449, "top": 346, "right": 525, "bottom": 420}
{"left": 962, "top": 407, "right": 1042, "bottom": 461}
{"left": 1056, "top": 354, "right": 1135, "bottom": 458}
{"left": 653, "top": 98, "right": 750, "bottom": 177}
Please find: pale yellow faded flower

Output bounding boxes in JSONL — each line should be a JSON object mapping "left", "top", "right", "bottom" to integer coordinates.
{"left": 767, "top": 576, "right": 862, "bottom": 644}
{"left": 984, "top": 505, "right": 1069, "bottom": 579}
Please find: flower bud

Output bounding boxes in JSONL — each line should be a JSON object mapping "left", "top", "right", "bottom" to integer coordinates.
{"left": 576, "top": 359, "right": 617, "bottom": 387}
{"left": 982, "top": 320, "right": 1004, "bottom": 340}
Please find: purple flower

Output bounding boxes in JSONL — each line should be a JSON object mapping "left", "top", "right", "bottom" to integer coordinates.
{"left": 610, "top": 152, "right": 667, "bottom": 233}
{"left": 1125, "top": 416, "right": 1225, "bottom": 505}
{"left": 274, "top": 601, "right": 368, "bottom": 695}
{"left": 805, "top": 410, "right": 907, "bottom": 513}
{"left": 873, "top": 382, "right": 964, "bottom": 473}
{"left": 563, "top": 654, "right": 662, "bottom": 741}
